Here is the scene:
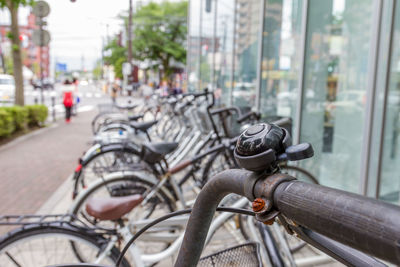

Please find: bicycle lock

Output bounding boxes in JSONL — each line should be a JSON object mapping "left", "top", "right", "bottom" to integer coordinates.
{"left": 175, "top": 123, "right": 400, "bottom": 267}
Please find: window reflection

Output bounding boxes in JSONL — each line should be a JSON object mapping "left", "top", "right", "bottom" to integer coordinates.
{"left": 300, "top": 0, "right": 373, "bottom": 192}
{"left": 259, "top": 0, "right": 303, "bottom": 128}
{"left": 232, "top": 0, "right": 261, "bottom": 110}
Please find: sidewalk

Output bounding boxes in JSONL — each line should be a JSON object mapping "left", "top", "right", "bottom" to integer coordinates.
{"left": 0, "top": 110, "right": 94, "bottom": 216}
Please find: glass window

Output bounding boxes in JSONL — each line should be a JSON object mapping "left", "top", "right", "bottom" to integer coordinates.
{"left": 299, "top": 0, "right": 374, "bottom": 192}
{"left": 379, "top": 3, "right": 400, "bottom": 204}
{"left": 214, "top": 0, "right": 236, "bottom": 107}
{"left": 232, "top": 0, "right": 262, "bottom": 110}
{"left": 187, "top": 0, "right": 202, "bottom": 91}
{"left": 259, "top": 0, "right": 303, "bottom": 132}
{"left": 198, "top": 0, "right": 215, "bottom": 91}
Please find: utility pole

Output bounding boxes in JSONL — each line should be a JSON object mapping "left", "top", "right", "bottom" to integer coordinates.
{"left": 128, "top": 0, "right": 133, "bottom": 66}
{"left": 127, "top": 0, "right": 134, "bottom": 96}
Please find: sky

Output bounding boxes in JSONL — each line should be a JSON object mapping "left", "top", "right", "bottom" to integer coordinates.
{"left": 0, "top": 0, "right": 133, "bottom": 72}
{"left": 46, "top": 0, "right": 130, "bottom": 72}
{"left": 0, "top": 0, "right": 182, "bottom": 74}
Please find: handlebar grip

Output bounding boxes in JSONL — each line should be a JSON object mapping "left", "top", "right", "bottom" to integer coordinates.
{"left": 273, "top": 181, "right": 400, "bottom": 264}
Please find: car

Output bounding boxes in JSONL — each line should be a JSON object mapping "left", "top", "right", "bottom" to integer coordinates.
{"left": 0, "top": 74, "right": 15, "bottom": 102}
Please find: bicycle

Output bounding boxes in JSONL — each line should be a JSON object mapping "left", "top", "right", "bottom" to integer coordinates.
{"left": 0, "top": 122, "right": 318, "bottom": 266}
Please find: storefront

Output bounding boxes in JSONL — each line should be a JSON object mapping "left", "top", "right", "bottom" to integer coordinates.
{"left": 187, "top": 0, "right": 400, "bottom": 203}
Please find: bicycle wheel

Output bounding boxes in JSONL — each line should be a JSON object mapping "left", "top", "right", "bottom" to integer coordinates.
{"left": 0, "top": 224, "right": 130, "bottom": 267}
{"left": 71, "top": 173, "right": 178, "bottom": 256}
{"left": 200, "top": 149, "right": 238, "bottom": 188}
{"left": 73, "top": 150, "right": 150, "bottom": 198}
{"left": 72, "top": 173, "right": 176, "bottom": 227}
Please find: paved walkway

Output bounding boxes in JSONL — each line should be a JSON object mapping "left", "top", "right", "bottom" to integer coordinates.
{"left": 0, "top": 110, "right": 94, "bottom": 216}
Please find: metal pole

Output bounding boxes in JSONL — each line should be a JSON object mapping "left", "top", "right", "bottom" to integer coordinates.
{"left": 255, "top": 0, "right": 266, "bottom": 112}
{"left": 39, "top": 22, "right": 44, "bottom": 104}
{"left": 128, "top": 0, "right": 133, "bottom": 67}
{"left": 229, "top": 0, "right": 237, "bottom": 106}
{"left": 359, "top": 0, "right": 384, "bottom": 195}
{"left": 51, "top": 95, "right": 55, "bottom": 122}
{"left": 294, "top": 0, "right": 309, "bottom": 145}
{"left": 211, "top": 0, "right": 217, "bottom": 90}
{"left": 198, "top": 0, "right": 203, "bottom": 91}
{"left": 374, "top": 0, "right": 397, "bottom": 199}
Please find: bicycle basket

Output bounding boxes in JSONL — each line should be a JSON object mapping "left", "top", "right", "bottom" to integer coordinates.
{"left": 198, "top": 242, "right": 262, "bottom": 267}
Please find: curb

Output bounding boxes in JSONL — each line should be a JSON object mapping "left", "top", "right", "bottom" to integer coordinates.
{"left": 35, "top": 174, "right": 73, "bottom": 214}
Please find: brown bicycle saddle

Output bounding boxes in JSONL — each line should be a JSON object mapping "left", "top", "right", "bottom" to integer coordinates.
{"left": 85, "top": 195, "right": 143, "bottom": 221}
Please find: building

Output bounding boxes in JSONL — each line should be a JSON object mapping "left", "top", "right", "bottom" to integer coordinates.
{"left": 0, "top": 12, "right": 50, "bottom": 78}
{"left": 187, "top": 0, "right": 400, "bottom": 204}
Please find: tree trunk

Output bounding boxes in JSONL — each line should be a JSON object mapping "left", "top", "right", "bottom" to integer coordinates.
{"left": 8, "top": 1, "right": 24, "bottom": 106}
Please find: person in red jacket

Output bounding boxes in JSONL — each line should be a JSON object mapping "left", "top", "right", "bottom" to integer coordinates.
{"left": 62, "top": 79, "right": 74, "bottom": 123}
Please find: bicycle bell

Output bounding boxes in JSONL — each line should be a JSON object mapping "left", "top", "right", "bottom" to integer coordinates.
{"left": 234, "top": 123, "right": 314, "bottom": 172}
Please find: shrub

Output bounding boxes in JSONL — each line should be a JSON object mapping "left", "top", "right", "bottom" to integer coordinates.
{"left": 26, "top": 105, "right": 48, "bottom": 127}
{"left": 3, "top": 106, "right": 28, "bottom": 131}
{"left": 0, "top": 109, "right": 14, "bottom": 137}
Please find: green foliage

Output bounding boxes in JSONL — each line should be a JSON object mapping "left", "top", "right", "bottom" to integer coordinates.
{"left": 0, "top": 109, "right": 14, "bottom": 137}
{"left": 0, "top": 105, "right": 48, "bottom": 138}
{"left": 3, "top": 106, "right": 28, "bottom": 130}
{"left": 92, "top": 60, "right": 103, "bottom": 80}
{"left": 0, "top": 0, "right": 35, "bottom": 9}
{"left": 103, "top": 39, "right": 127, "bottom": 79}
{"left": 131, "top": 1, "right": 188, "bottom": 78}
{"left": 26, "top": 105, "right": 48, "bottom": 127}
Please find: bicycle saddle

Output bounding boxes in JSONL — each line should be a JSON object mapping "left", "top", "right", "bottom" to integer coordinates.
{"left": 142, "top": 142, "right": 179, "bottom": 164}
{"left": 85, "top": 195, "right": 143, "bottom": 221}
{"left": 130, "top": 120, "right": 158, "bottom": 132}
{"left": 128, "top": 114, "right": 144, "bottom": 121}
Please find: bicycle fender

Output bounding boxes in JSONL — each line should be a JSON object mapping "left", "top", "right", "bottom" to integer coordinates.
{"left": 80, "top": 143, "right": 141, "bottom": 166}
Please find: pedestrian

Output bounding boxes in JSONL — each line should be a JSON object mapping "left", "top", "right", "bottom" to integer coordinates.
{"left": 111, "top": 82, "right": 119, "bottom": 103}
{"left": 62, "top": 79, "right": 74, "bottom": 123}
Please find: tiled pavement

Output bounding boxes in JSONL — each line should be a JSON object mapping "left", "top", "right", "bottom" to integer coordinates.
{"left": 0, "top": 110, "right": 94, "bottom": 217}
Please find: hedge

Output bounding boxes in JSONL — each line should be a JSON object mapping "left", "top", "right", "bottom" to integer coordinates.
{"left": 0, "top": 105, "right": 48, "bottom": 138}
{"left": 26, "top": 105, "right": 48, "bottom": 127}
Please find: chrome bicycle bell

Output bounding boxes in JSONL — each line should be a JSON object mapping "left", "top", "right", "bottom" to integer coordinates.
{"left": 234, "top": 123, "right": 313, "bottom": 172}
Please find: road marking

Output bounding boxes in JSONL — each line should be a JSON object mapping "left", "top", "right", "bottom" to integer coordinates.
{"left": 77, "top": 105, "right": 95, "bottom": 112}
{"left": 94, "top": 93, "right": 102, "bottom": 98}
{"left": 85, "top": 93, "right": 93, "bottom": 98}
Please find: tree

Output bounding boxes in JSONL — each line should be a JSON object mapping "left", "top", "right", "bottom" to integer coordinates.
{"left": 103, "top": 38, "right": 127, "bottom": 79}
{"left": 0, "top": 0, "right": 34, "bottom": 106}
{"left": 130, "top": 1, "right": 187, "bottom": 80}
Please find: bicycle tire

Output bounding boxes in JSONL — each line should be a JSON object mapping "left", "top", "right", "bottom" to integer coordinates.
{"left": 71, "top": 174, "right": 176, "bottom": 227}
{"left": 200, "top": 149, "right": 237, "bottom": 188}
{"left": 0, "top": 224, "right": 130, "bottom": 267}
{"left": 73, "top": 149, "right": 149, "bottom": 198}
{"left": 71, "top": 173, "right": 178, "bottom": 257}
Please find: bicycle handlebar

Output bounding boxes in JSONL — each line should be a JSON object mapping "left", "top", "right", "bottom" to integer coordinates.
{"left": 236, "top": 111, "right": 261, "bottom": 123}
{"left": 272, "top": 180, "right": 400, "bottom": 264}
{"left": 210, "top": 106, "right": 242, "bottom": 116}
{"left": 175, "top": 169, "right": 400, "bottom": 266}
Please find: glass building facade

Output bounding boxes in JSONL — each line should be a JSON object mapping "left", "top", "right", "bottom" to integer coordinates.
{"left": 187, "top": 0, "right": 400, "bottom": 203}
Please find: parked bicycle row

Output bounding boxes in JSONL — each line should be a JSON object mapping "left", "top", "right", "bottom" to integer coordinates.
{"left": 0, "top": 89, "right": 399, "bottom": 267}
